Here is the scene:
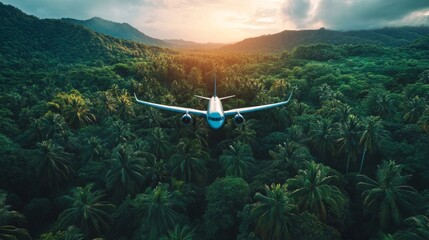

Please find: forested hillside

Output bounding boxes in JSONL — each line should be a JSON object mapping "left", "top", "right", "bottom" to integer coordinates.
{"left": 223, "top": 27, "right": 429, "bottom": 52}
{"left": 0, "top": 3, "right": 163, "bottom": 65}
{"left": 1, "top": 2, "right": 429, "bottom": 240}
{"left": 62, "top": 17, "right": 169, "bottom": 47}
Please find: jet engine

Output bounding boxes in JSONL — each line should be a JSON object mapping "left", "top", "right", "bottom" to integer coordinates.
{"left": 181, "top": 113, "right": 192, "bottom": 125}
{"left": 233, "top": 113, "right": 245, "bottom": 126}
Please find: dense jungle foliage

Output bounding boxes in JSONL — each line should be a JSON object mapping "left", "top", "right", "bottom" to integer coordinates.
{"left": 1, "top": 2, "right": 429, "bottom": 240}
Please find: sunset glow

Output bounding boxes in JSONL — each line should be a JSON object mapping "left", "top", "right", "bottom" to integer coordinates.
{"left": 3, "top": 0, "right": 429, "bottom": 43}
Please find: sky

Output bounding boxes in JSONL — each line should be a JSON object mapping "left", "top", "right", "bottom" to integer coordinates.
{"left": 3, "top": 0, "right": 429, "bottom": 43}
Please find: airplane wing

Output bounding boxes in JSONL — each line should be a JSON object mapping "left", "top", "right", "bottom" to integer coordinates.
{"left": 134, "top": 93, "right": 207, "bottom": 117}
{"left": 224, "top": 93, "right": 292, "bottom": 117}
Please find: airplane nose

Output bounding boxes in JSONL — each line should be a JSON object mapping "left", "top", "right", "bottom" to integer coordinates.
{"left": 208, "top": 120, "right": 224, "bottom": 129}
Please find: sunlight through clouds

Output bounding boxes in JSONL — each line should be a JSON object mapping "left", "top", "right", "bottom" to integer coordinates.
{"left": 2, "top": 0, "right": 429, "bottom": 42}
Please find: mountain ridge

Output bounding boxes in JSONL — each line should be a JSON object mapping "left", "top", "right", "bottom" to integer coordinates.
{"left": 62, "top": 17, "right": 169, "bottom": 47}
{"left": 222, "top": 27, "right": 429, "bottom": 52}
{"left": 0, "top": 2, "right": 162, "bottom": 64}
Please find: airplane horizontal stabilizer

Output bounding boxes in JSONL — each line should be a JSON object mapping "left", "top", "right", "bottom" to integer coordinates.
{"left": 194, "top": 95, "right": 211, "bottom": 100}
{"left": 220, "top": 95, "right": 235, "bottom": 100}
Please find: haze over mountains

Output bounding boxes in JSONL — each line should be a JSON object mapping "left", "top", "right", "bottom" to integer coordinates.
{"left": 62, "top": 17, "right": 169, "bottom": 47}
{"left": 63, "top": 17, "right": 227, "bottom": 50}
{"left": 1, "top": 2, "right": 429, "bottom": 56}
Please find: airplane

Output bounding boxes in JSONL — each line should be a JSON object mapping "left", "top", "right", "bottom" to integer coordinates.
{"left": 134, "top": 77, "right": 292, "bottom": 129}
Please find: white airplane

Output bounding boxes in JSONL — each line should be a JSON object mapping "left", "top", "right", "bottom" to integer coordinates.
{"left": 134, "top": 78, "right": 292, "bottom": 129}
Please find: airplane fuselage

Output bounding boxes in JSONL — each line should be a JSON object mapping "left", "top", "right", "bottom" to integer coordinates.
{"left": 207, "top": 96, "right": 225, "bottom": 129}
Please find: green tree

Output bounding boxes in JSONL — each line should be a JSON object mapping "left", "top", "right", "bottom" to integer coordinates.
{"left": 49, "top": 91, "right": 95, "bottom": 129}
{"left": 36, "top": 140, "right": 75, "bottom": 190}
{"left": 169, "top": 139, "right": 209, "bottom": 186}
{"left": 29, "top": 111, "right": 69, "bottom": 141}
{"left": 359, "top": 116, "right": 388, "bottom": 173}
{"left": 403, "top": 96, "right": 426, "bottom": 123}
{"left": 133, "top": 184, "right": 186, "bottom": 240}
{"left": 160, "top": 225, "right": 196, "bottom": 240}
{"left": 85, "top": 136, "right": 107, "bottom": 162}
{"left": 205, "top": 177, "right": 250, "bottom": 239}
{"left": 393, "top": 215, "right": 429, "bottom": 240}
{"left": 286, "top": 161, "right": 346, "bottom": 221}
{"left": 114, "top": 89, "right": 135, "bottom": 120}
{"left": 336, "top": 114, "right": 361, "bottom": 174}
{"left": 147, "top": 127, "right": 173, "bottom": 159}
{"left": 309, "top": 118, "right": 335, "bottom": 162}
{"left": 232, "top": 121, "right": 257, "bottom": 144}
{"left": 268, "top": 141, "right": 311, "bottom": 175}
{"left": 251, "top": 184, "right": 297, "bottom": 240}
{"left": 57, "top": 184, "right": 115, "bottom": 238}
{"left": 108, "top": 118, "right": 135, "bottom": 145}
{"left": 358, "top": 160, "right": 419, "bottom": 231}
{"left": 418, "top": 107, "right": 429, "bottom": 134}
{"left": 0, "top": 191, "right": 32, "bottom": 240}
{"left": 365, "top": 89, "right": 396, "bottom": 119}
{"left": 220, "top": 142, "right": 255, "bottom": 178}
{"left": 106, "top": 144, "right": 147, "bottom": 200}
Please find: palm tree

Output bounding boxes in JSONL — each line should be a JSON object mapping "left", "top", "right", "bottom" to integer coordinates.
{"left": 336, "top": 114, "right": 361, "bottom": 174}
{"left": 268, "top": 141, "right": 311, "bottom": 175}
{"left": 0, "top": 191, "right": 32, "bottom": 240}
{"left": 147, "top": 127, "right": 173, "bottom": 159}
{"left": 359, "top": 116, "right": 388, "bottom": 173}
{"left": 93, "top": 91, "right": 116, "bottom": 119}
{"left": 251, "top": 184, "right": 297, "bottom": 240}
{"left": 36, "top": 140, "right": 75, "bottom": 189}
{"left": 30, "top": 111, "right": 69, "bottom": 141}
{"left": 85, "top": 136, "right": 107, "bottom": 162}
{"left": 114, "top": 90, "right": 135, "bottom": 121}
{"left": 333, "top": 104, "right": 353, "bottom": 123}
{"left": 375, "top": 92, "right": 395, "bottom": 118}
{"left": 63, "top": 226, "right": 85, "bottom": 240}
{"left": 418, "top": 69, "right": 429, "bottom": 83}
{"left": 231, "top": 120, "right": 257, "bottom": 144}
{"left": 286, "top": 161, "right": 346, "bottom": 221}
{"left": 108, "top": 118, "right": 135, "bottom": 145}
{"left": 57, "top": 184, "right": 115, "bottom": 238}
{"left": 133, "top": 184, "right": 186, "bottom": 240}
{"left": 309, "top": 118, "right": 335, "bottom": 162}
{"left": 418, "top": 107, "right": 429, "bottom": 134}
{"left": 174, "top": 117, "right": 209, "bottom": 146}
{"left": 141, "top": 108, "right": 165, "bottom": 128}
{"left": 160, "top": 225, "right": 196, "bottom": 240}
{"left": 106, "top": 144, "right": 147, "bottom": 200}
{"left": 358, "top": 160, "right": 419, "bottom": 230}
{"left": 169, "top": 139, "right": 209, "bottom": 186}
{"left": 393, "top": 215, "right": 429, "bottom": 240}
{"left": 50, "top": 92, "right": 95, "bottom": 129}
{"left": 403, "top": 96, "right": 426, "bottom": 123}
{"left": 219, "top": 142, "right": 255, "bottom": 178}
{"left": 286, "top": 124, "right": 306, "bottom": 144}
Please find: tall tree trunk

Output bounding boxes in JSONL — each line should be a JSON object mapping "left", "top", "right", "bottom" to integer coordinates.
{"left": 359, "top": 147, "right": 367, "bottom": 174}
{"left": 346, "top": 155, "right": 350, "bottom": 174}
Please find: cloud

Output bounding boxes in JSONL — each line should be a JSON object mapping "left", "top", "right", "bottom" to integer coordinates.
{"left": 3, "top": 0, "right": 429, "bottom": 42}
{"left": 282, "top": 0, "right": 312, "bottom": 27}
{"left": 317, "top": 0, "right": 429, "bottom": 29}
{"left": 2, "top": 0, "right": 142, "bottom": 21}
{"left": 281, "top": 0, "right": 429, "bottom": 30}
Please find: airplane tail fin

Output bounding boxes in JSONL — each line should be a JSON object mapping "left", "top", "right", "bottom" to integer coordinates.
{"left": 214, "top": 74, "right": 217, "bottom": 97}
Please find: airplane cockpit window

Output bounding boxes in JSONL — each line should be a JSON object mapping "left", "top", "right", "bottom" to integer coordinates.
{"left": 208, "top": 116, "right": 224, "bottom": 121}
